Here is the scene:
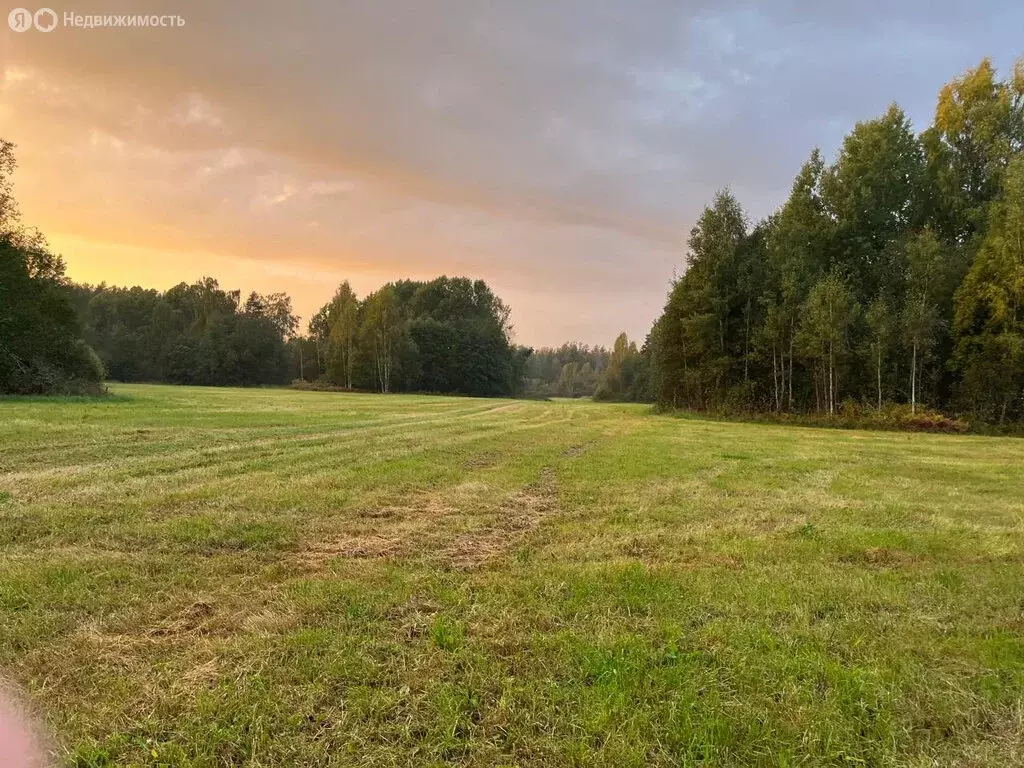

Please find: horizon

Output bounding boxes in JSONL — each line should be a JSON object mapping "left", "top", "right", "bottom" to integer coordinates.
{"left": 3, "top": 1, "right": 1022, "bottom": 346}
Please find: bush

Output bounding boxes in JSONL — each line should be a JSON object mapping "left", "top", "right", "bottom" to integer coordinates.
{"left": 1, "top": 237, "right": 107, "bottom": 396}
{"left": 289, "top": 379, "right": 358, "bottom": 393}
{"left": 663, "top": 400, "right": 971, "bottom": 434}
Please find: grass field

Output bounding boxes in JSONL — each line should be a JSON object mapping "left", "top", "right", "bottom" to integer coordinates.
{"left": 1, "top": 384, "right": 1023, "bottom": 767}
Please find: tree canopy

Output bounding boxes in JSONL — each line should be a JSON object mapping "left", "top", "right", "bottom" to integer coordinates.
{"left": 308, "top": 276, "right": 525, "bottom": 397}
{"left": 1, "top": 140, "right": 104, "bottom": 395}
{"left": 647, "top": 57, "right": 1024, "bottom": 422}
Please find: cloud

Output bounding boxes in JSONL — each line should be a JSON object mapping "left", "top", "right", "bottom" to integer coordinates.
{"left": 1, "top": 0, "right": 1021, "bottom": 345}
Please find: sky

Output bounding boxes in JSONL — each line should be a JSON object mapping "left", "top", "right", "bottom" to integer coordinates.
{"left": 1, "top": 2, "right": 1022, "bottom": 347}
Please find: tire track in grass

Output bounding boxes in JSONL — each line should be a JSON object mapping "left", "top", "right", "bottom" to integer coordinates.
{"left": 294, "top": 427, "right": 584, "bottom": 570}
{"left": 443, "top": 466, "right": 559, "bottom": 570}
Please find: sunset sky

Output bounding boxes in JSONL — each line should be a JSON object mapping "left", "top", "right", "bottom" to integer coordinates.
{"left": 2, "top": 1, "right": 1021, "bottom": 346}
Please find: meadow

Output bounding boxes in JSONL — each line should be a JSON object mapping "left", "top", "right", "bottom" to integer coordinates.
{"left": 1, "top": 383, "right": 1023, "bottom": 767}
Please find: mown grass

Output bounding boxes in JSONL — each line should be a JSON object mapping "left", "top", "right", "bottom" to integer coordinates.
{"left": 1, "top": 383, "right": 1022, "bottom": 767}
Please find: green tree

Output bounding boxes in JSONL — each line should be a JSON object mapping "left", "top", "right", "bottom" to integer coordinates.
{"left": 902, "top": 229, "right": 947, "bottom": 412}
{"left": 308, "top": 305, "right": 332, "bottom": 374}
{"left": 656, "top": 190, "right": 747, "bottom": 408}
{"left": 822, "top": 104, "right": 927, "bottom": 300}
{"left": 595, "top": 332, "right": 639, "bottom": 401}
{"left": 928, "top": 57, "right": 1024, "bottom": 244}
{"left": 325, "top": 282, "right": 360, "bottom": 389}
{"left": 0, "top": 140, "right": 104, "bottom": 395}
{"left": 361, "top": 285, "right": 401, "bottom": 393}
{"left": 244, "top": 291, "right": 299, "bottom": 339}
{"left": 953, "top": 155, "right": 1024, "bottom": 421}
{"left": 798, "top": 272, "right": 860, "bottom": 414}
{"left": 761, "top": 153, "right": 831, "bottom": 410}
{"left": 864, "top": 296, "right": 895, "bottom": 410}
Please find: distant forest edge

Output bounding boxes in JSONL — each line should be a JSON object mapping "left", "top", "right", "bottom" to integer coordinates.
{"left": 2, "top": 56, "right": 1023, "bottom": 423}
{"left": 647, "top": 57, "right": 1024, "bottom": 424}
{"left": 71, "top": 276, "right": 530, "bottom": 398}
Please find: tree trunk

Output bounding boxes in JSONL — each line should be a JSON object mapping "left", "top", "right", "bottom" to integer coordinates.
{"left": 346, "top": 334, "right": 353, "bottom": 390}
{"left": 910, "top": 341, "right": 917, "bottom": 415}
{"left": 680, "top": 328, "right": 688, "bottom": 407}
{"left": 743, "top": 299, "right": 751, "bottom": 383}
{"left": 787, "top": 318, "right": 794, "bottom": 411}
{"left": 815, "top": 362, "right": 823, "bottom": 415}
{"left": 827, "top": 341, "right": 834, "bottom": 415}
{"left": 876, "top": 345, "right": 882, "bottom": 411}
{"left": 771, "top": 345, "right": 780, "bottom": 412}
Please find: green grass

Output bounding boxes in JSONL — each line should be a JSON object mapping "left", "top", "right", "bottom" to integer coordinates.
{"left": 1, "top": 383, "right": 1023, "bottom": 767}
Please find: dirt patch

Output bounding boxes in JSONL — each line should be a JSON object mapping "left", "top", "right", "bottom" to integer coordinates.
{"left": 355, "top": 506, "right": 402, "bottom": 520}
{"left": 840, "top": 546, "right": 919, "bottom": 568}
{"left": 464, "top": 452, "right": 499, "bottom": 470}
{"left": 563, "top": 444, "right": 589, "bottom": 458}
{"left": 444, "top": 467, "right": 558, "bottom": 570}
{"left": 298, "top": 532, "right": 405, "bottom": 566}
{"left": 295, "top": 494, "right": 466, "bottom": 567}
{"left": 147, "top": 601, "right": 218, "bottom": 637}
{"left": 677, "top": 551, "right": 744, "bottom": 570}
{"left": 474, "top": 403, "right": 524, "bottom": 416}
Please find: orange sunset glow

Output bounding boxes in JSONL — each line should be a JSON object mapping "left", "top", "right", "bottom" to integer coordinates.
{"left": 2, "top": 2, "right": 1021, "bottom": 344}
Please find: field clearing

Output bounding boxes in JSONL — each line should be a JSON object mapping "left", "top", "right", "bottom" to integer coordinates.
{"left": 1, "top": 384, "right": 1023, "bottom": 767}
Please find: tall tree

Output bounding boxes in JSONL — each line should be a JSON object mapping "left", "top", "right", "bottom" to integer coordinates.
{"left": 325, "top": 282, "right": 359, "bottom": 389}
{"left": 656, "top": 190, "right": 747, "bottom": 408}
{"left": 822, "top": 104, "right": 927, "bottom": 300}
{"left": 902, "top": 229, "right": 947, "bottom": 412}
{"left": 953, "top": 155, "right": 1024, "bottom": 422}
{"left": 928, "top": 57, "right": 1024, "bottom": 244}
{"left": 864, "top": 296, "right": 895, "bottom": 411}
{"left": 244, "top": 292, "right": 299, "bottom": 339}
{"left": 761, "top": 153, "right": 831, "bottom": 410}
{"left": 308, "top": 305, "right": 332, "bottom": 374}
{"left": 798, "top": 272, "right": 860, "bottom": 414}
{"left": 595, "top": 332, "right": 639, "bottom": 401}
{"left": 361, "top": 286, "right": 401, "bottom": 394}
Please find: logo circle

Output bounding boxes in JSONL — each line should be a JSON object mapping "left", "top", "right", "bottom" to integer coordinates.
{"left": 7, "top": 8, "right": 32, "bottom": 31}
{"left": 34, "top": 7, "right": 57, "bottom": 32}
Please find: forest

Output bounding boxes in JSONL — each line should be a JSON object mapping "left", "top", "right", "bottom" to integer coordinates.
{"left": 2, "top": 58, "right": 1023, "bottom": 421}
{"left": 61, "top": 276, "right": 528, "bottom": 397}
{"left": 646, "top": 58, "right": 1024, "bottom": 423}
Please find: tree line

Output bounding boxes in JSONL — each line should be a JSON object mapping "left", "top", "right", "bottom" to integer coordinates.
{"left": 4, "top": 56, "right": 1023, "bottom": 420}
{"left": 635, "top": 57, "right": 1024, "bottom": 423}
{"left": 522, "top": 343, "right": 609, "bottom": 398}
{"left": 64, "top": 275, "right": 528, "bottom": 396}
{"left": 0, "top": 138, "right": 529, "bottom": 396}
{"left": 69, "top": 281, "right": 297, "bottom": 387}
{"left": 301, "top": 277, "right": 528, "bottom": 397}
